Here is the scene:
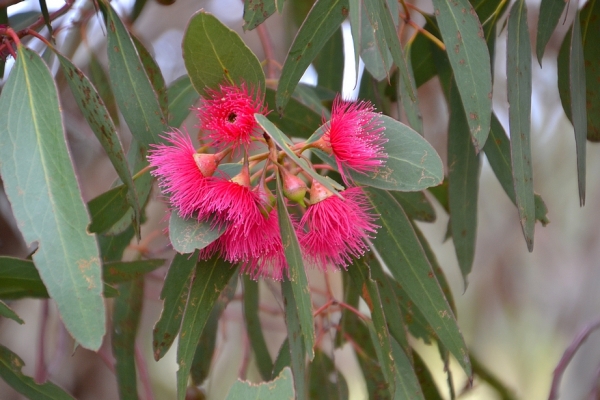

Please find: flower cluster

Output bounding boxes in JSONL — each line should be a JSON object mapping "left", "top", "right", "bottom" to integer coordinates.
{"left": 148, "top": 83, "right": 388, "bottom": 280}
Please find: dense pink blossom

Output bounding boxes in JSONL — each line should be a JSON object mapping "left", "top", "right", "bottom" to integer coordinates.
{"left": 317, "top": 96, "right": 387, "bottom": 184}
{"left": 299, "top": 185, "right": 378, "bottom": 270}
{"left": 196, "top": 83, "right": 267, "bottom": 150}
{"left": 147, "top": 129, "right": 216, "bottom": 219}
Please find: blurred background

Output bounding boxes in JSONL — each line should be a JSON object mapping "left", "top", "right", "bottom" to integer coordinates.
{"left": 1, "top": 0, "right": 599, "bottom": 399}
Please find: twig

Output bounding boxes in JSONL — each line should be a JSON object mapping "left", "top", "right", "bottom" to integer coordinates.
{"left": 35, "top": 299, "right": 49, "bottom": 384}
{"left": 256, "top": 23, "right": 277, "bottom": 80}
{"left": 548, "top": 319, "right": 600, "bottom": 400}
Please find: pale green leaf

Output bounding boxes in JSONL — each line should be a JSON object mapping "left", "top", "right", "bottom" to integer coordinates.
{"left": 168, "top": 211, "right": 226, "bottom": 254}
{"left": 226, "top": 367, "right": 295, "bottom": 400}
{"left": 536, "top": 0, "right": 567, "bottom": 64}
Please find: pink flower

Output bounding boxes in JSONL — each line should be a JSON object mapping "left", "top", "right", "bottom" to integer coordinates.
{"left": 315, "top": 95, "right": 387, "bottom": 184}
{"left": 148, "top": 129, "right": 218, "bottom": 219}
{"left": 299, "top": 182, "right": 378, "bottom": 270}
{"left": 196, "top": 83, "right": 267, "bottom": 151}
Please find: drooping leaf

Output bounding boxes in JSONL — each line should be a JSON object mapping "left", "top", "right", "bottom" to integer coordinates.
{"left": 276, "top": 0, "right": 349, "bottom": 113}
{"left": 103, "top": 259, "right": 165, "bottom": 284}
{"left": 243, "top": 277, "right": 274, "bottom": 381}
{"left": 225, "top": 366, "right": 295, "bottom": 400}
{"left": 257, "top": 114, "right": 343, "bottom": 195}
{"left": 0, "top": 45, "right": 105, "bottom": 350}
{"left": 112, "top": 278, "right": 144, "bottom": 400}
{"left": 391, "top": 339, "right": 426, "bottom": 400}
{"left": 264, "top": 89, "right": 322, "bottom": 140}
{"left": 314, "top": 26, "right": 345, "bottom": 92}
{"left": 280, "top": 279, "right": 307, "bottom": 400}
{"left": 183, "top": 11, "right": 265, "bottom": 96}
{"left": 102, "top": 1, "right": 167, "bottom": 146}
{"left": 243, "top": 0, "right": 283, "bottom": 31}
{"left": 413, "top": 351, "right": 444, "bottom": 400}
{"left": 98, "top": 225, "right": 136, "bottom": 263}
{"left": 168, "top": 75, "right": 200, "bottom": 128}
{"left": 276, "top": 172, "right": 315, "bottom": 360}
{"left": 153, "top": 251, "right": 198, "bottom": 361}
{"left": 131, "top": 34, "right": 168, "bottom": 117}
{"left": 365, "top": 187, "right": 471, "bottom": 376}
{"left": 56, "top": 52, "right": 141, "bottom": 231}
{"left": 448, "top": 81, "right": 480, "bottom": 285}
{"left": 483, "top": 114, "right": 549, "bottom": 225}
{"left": 190, "top": 273, "right": 238, "bottom": 385}
{"left": 392, "top": 191, "right": 436, "bottom": 222}
{"left": 169, "top": 211, "right": 226, "bottom": 254}
{"left": 0, "top": 257, "right": 49, "bottom": 299}
{"left": 308, "top": 350, "right": 349, "bottom": 400}
{"left": 409, "top": 21, "right": 438, "bottom": 88}
{"left": 88, "top": 54, "right": 120, "bottom": 125}
{"left": 397, "top": 43, "right": 424, "bottom": 134}
{"left": 348, "top": 258, "right": 396, "bottom": 397}
{"left": 536, "top": 0, "right": 567, "bottom": 64}
{"left": 314, "top": 115, "right": 444, "bottom": 191}
{"left": 272, "top": 339, "right": 291, "bottom": 379}
{"left": 334, "top": 271, "right": 360, "bottom": 348}
{"left": 507, "top": 0, "right": 535, "bottom": 251}
{"left": 0, "top": 301, "right": 24, "bottom": 324}
{"left": 176, "top": 257, "right": 238, "bottom": 400}
{"left": 0, "top": 345, "right": 75, "bottom": 400}
{"left": 432, "top": 0, "right": 492, "bottom": 150}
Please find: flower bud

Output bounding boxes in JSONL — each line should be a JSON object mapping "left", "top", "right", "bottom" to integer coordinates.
{"left": 256, "top": 178, "right": 276, "bottom": 217}
{"left": 193, "top": 153, "right": 219, "bottom": 177}
{"left": 281, "top": 169, "right": 307, "bottom": 207}
{"left": 308, "top": 179, "right": 334, "bottom": 204}
{"left": 230, "top": 163, "right": 251, "bottom": 187}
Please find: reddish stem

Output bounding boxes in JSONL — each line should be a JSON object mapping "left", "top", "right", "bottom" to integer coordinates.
{"left": 135, "top": 344, "right": 155, "bottom": 400}
{"left": 35, "top": 300, "right": 49, "bottom": 384}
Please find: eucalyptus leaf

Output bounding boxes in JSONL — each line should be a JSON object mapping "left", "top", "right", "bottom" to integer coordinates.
{"left": 168, "top": 75, "right": 200, "bottom": 128}
{"left": 0, "top": 301, "right": 24, "bottom": 324}
{"left": 225, "top": 367, "right": 295, "bottom": 400}
{"left": 243, "top": 277, "right": 274, "bottom": 381}
{"left": 168, "top": 211, "right": 226, "bottom": 254}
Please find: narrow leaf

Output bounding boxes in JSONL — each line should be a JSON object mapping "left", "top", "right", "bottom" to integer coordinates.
{"left": 88, "top": 54, "right": 120, "bottom": 125}
{"left": 432, "top": 0, "right": 492, "bottom": 150}
{"left": 276, "top": 0, "right": 349, "bottom": 113}
{"left": 257, "top": 114, "right": 343, "bottom": 195}
{"left": 264, "top": 88, "right": 322, "bottom": 139}
{"left": 0, "top": 257, "right": 48, "bottom": 299}
{"left": 169, "top": 211, "right": 226, "bottom": 254}
{"left": 103, "top": 259, "right": 165, "bottom": 284}
{"left": 569, "top": 12, "right": 587, "bottom": 206}
{"left": 0, "top": 301, "right": 24, "bottom": 324}
{"left": 448, "top": 81, "right": 480, "bottom": 284}
{"left": 308, "top": 350, "right": 349, "bottom": 400}
{"left": 281, "top": 280, "right": 307, "bottom": 400}
{"left": 57, "top": 52, "right": 140, "bottom": 228}
{"left": 112, "top": 278, "right": 144, "bottom": 400}
{"left": 176, "top": 258, "right": 237, "bottom": 400}
{"left": 507, "top": 0, "right": 535, "bottom": 251}
{"left": 153, "top": 251, "right": 198, "bottom": 361}
{"left": 392, "top": 191, "right": 436, "bottom": 222}
{"left": 413, "top": 351, "right": 444, "bottom": 399}
{"left": 483, "top": 114, "right": 549, "bottom": 225}
{"left": 314, "top": 27, "right": 345, "bottom": 92}
{"left": 168, "top": 75, "right": 200, "bottom": 128}
{"left": 243, "top": 0, "right": 278, "bottom": 31}
{"left": 536, "top": 0, "right": 567, "bottom": 64}
{"left": 103, "top": 1, "right": 167, "bottom": 146}
{"left": 276, "top": 172, "right": 315, "bottom": 359}
{"left": 243, "top": 277, "right": 274, "bottom": 381}
{"left": 0, "top": 345, "right": 75, "bottom": 400}
{"left": 225, "top": 366, "right": 295, "bottom": 400}
{"left": 391, "top": 339, "right": 426, "bottom": 400}
{"left": 0, "top": 46, "right": 105, "bottom": 350}
{"left": 131, "top": 34, "right": 168, "bottom": 117}
{"left": 365, "top": 188, "right": 471, "bottom": 376}
{"left": 98, "top": 225, "right": 136, "bottom": 263}
{"left": 183, "top": 11, "right": 265, "bottom": 96}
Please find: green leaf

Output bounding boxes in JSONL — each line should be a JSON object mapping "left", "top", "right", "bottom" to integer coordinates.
{"left": 483, "top": 114, "right": 549, "bottom": 226}
{"left": 276, "top": 172, "right": 315, "bottom": 360}
{"left": 0, "top": 257, "right": 49, "bottom": 299}
{"left": 153, "top": 251, "right": 198, "bottom": 361}
{"left": 190, "top": 273, "right": 238, "bottom": 385}
{"left": 264, "top": 88, "right": 322, "bottom": 140}
{"left": 413, "top": 351, "right": 444, "bottom": 400}
{"left": 183, "top": 10, "right": 265, "bottom": 96}
{"left": 569, "top": 12, "right": 587, "bottom": 206}
{"left": 0, "top": 345, "right": 75, "bottom": 400}
{"left": 225, "top": 366, "right": 295, "bottom": 400}
{"left": 168, "top": 211, "right": 226, "bottom": 254}
{"left": 168, "top": 75, "right": 200, "bottom": 128}
{"left": 334, "top": 272, "right": 360, "bottom": 348}
{"left": 256, "top": 114, "right": 343, "bottom": 195}
{"left": 280, "top": 279, "right": 307, "bottom": 400}
{"left": 507, "top": 0, "right": 535, "bottom": 251}
{"left": 432, "top": 0, "right": 492, "bottom": 150}
{"left": 56, "top": 52, "right": 141, "bottom": 230}
{"left": 308, "top": 350, "right": 349, "bottom": 400}
{"left": 391, "top": 339, "right": 425, "bottom": 400}
{"left": 276, "top": 0, "right": 348, "bottom": 113}
{"left": 272, "top": 339, "right": 291, "bottom": 379}
{"left": 365, "top": 187, "right": 471, "bottom": 376}
{"left": 243, "top": 277, "right": 274, "bottom": 381}
{"left": 103, "top": 1, "right": 167, "bottom": 146}
{"left": 391, "top": 191, "right": 436, "bottom": 222}
{"left": 314, "top": 27, "right": 345, "bottom": 92}
{"left": 0, "top": 46, "right": 105, "bottom": 350}
{"left": 409, "top": 22, "right": 438, "bottom": 88}
{"left": 103, "top": 259, "right": 165, "bottom": 284}
{"left": 243, "top": 0, "right": 282, "bottom": 31}
{"left": 88, "top": 54, "right": 120, "bottom": 125}
{"left": 536, "top": 0, "right": 567, "bottom": 64}
{"left": 348, "top": 258, "right": 396, "bottom": 397}
{"left": 112, "top": 278, "right": 144, "bottom": 400}
{"left": 131, "top": 34, "right": 168, "bottom": 118}
{"left": 0, "top": 301, "right": 24, "bottom": 324}
{"left": 448, "top": 81, "right": 480, "bottom": 284}
{"left": 176, "top": 257, "right": 238, "bottom": 400}
{"left": 98, "top": 225, "right": 136, "bottom": 263}
{"left": 397, "top": 44, "right": 424, "bottom": 134}
{"left": 315, "top": 115, "right": 444, "bottom": 191}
